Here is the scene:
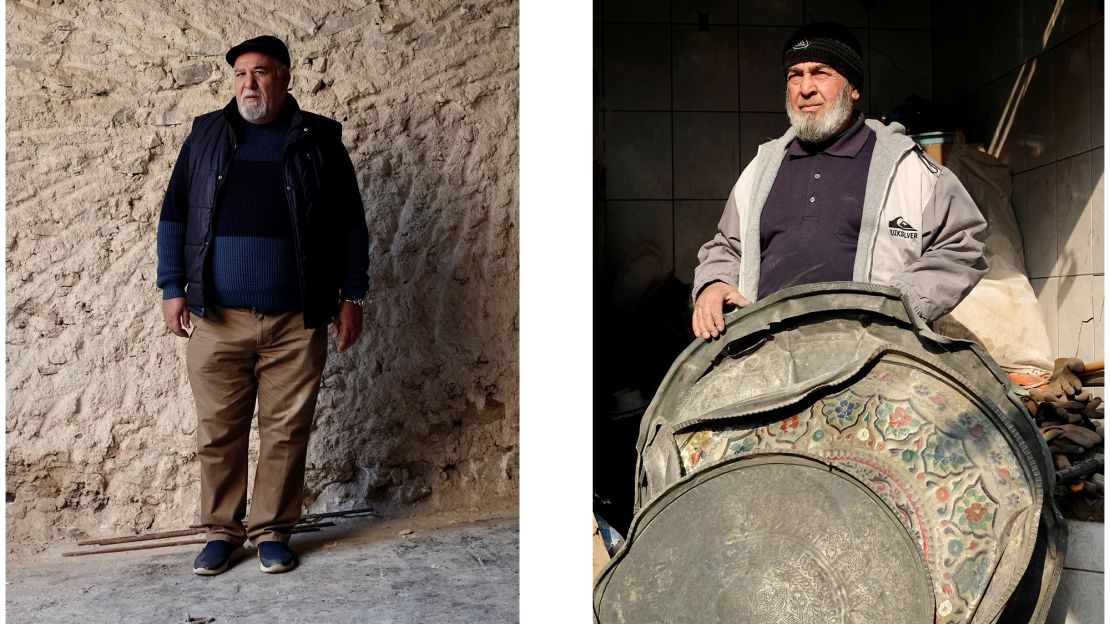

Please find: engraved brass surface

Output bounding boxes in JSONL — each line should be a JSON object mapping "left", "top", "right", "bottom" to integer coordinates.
{"left": 597, "top": 456, "right": 934, "bottom": 624}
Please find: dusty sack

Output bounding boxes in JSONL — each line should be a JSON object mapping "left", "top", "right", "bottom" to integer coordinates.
{"left": 932, "top": 137, "right": 1054, "bottom": 373}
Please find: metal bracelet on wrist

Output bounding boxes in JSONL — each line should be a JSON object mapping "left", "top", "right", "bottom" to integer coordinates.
{"left": 342, "top": 298, "right": 366, "bottom": 309}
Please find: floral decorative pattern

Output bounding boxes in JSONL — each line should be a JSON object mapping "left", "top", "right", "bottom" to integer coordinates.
{"left": 922, "top": 432, "right": 969, "bottom": 477}
{"left": 953, "top": 551, "right": 990, "bottom": 603}
{"left": 874, "top": 399, "right": 922, "bottom": 441}
{"left": 820, "top": 392, "right": 867, "bottom": 432}
{"left": 726, "top": 432, "right": 758, "bottom": 456}
{"left": 952, "top": 478, "right": 998, "bottom": 537}
{"left": 678, "top": 360, "right": 1035, "bottom": 623}
{"left": 770, "top": 413, "right": 808, "bottom": 444}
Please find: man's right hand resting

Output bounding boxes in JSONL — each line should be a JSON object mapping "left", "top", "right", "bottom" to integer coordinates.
{"left": 691, "top": 282, "right": 751, "bottom": 340}
{"left": 163, "top": 297, "right": 191, "bottom": 337}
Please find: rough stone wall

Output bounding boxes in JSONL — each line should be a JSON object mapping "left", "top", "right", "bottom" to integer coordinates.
{"left": 6, "top": 0, "right": 519, "bottom": 554}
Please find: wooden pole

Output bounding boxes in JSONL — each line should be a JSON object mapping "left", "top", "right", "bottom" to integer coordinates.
{"left": 67, "top": 523, "right": 334, "bottom": 556}
{"left": 77, "top": 528, "right": 202, "bottom": 547}
{"left": 63, "top": 538, "right": 205, "bottom": 557}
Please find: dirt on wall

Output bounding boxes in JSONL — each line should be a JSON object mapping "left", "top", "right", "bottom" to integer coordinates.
{"left": 5, "top": 0, "right": 519, "bottom": 558}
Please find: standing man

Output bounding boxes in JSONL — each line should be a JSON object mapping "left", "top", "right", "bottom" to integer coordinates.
{"left": 157, "top": 35, "right": 370, "bottom": 575}
{"left": 692, "top": 22, "right": 987, "bottom": 340}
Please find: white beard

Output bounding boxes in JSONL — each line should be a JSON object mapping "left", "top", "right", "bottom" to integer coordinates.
{"left": 237, "top": 91, "right": 268, "bottom": 122}
{"left": 785, "top": 82, "right": 855, "bottom": 143}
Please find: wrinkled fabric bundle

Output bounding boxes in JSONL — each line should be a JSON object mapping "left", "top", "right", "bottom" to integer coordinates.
{"left": 932, "top": 137, "right": 1054, "bottom": 374}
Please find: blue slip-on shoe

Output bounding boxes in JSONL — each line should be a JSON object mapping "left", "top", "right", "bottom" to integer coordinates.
{"left": 258, "top": 541, "right": 297, "bottom": 574}
{"left": 192, "top": 540, "right": 245, "bottom": 576}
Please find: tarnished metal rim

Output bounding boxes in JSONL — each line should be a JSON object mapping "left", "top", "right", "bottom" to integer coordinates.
{"left": 629, "top": 282, "right": 1067, "bottom": 623}
{"left": 635, "top": 283, "right": 1052, "bottom": 511}
{"left": 634, "top": 283, "right": 919, "bottom": 506}
{"left": 665, "top": 349, "right": 1044, "bottom": 624}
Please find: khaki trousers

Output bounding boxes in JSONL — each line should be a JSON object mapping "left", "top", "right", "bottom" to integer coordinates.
{"left": 186, "top": 307, "right": 327, "bottom": 545}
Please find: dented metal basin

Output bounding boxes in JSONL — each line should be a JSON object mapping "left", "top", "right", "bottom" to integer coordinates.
{"left": 594, "top": 283, "right": 1066, "bottom": 624}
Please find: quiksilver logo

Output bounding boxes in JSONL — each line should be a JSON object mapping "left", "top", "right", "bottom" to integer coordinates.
{"left": 888, "top": 216, "right": 919, "bottom": 239}
{"left": 792, "top": 39, "right": 810, "bottom": 50}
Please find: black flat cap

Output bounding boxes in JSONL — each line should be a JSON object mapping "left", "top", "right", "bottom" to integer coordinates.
{"left": 782, "top": 22, "right": 864, "bottom": 91}
{"left": 225, "top": 35, "right": 291, "bottom": 68}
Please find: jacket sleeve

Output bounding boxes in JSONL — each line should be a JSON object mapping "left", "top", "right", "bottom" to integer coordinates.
{"left": 691, "top": 193, "right": 743, "bottom": 304}
{"left": 888, "top": 167, "right": 988, "bottom": 323}
{"left": 330, "top": 132, "right": 370, "bottom": 301}
{"left": 155, "top": 135, "right": 192, "bottom": 300}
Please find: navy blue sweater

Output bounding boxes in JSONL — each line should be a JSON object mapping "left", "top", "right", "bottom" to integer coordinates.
{"left": 158, "top": 112, "right": 301, "bottom": 312}
{"left": 211, "top": 115, "right": 302, "bottom": 311}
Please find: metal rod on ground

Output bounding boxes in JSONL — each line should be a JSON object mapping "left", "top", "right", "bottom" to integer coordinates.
{"left": 187, "top": 505, "right": 380, "bottom": 528}
{"left": 66, "top": 523, "right": 335, "bottom": 556}
{"left": 77, "top": 527, "right": 203, "bottom": 547}
{"left": 299, "top": 506, "right": 380, "bottom": 521}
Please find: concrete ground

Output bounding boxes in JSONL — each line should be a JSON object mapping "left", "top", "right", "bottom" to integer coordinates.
{"left": 6, "top": 511, "right": 519, "bottom": 624}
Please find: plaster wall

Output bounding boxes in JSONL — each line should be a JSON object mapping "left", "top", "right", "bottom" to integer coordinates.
{"left": 6, "top": 0, "right": 519, "bottom": 555}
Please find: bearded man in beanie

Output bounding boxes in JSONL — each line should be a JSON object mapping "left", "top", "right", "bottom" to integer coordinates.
{"left": 156, "top": 35, "right": 370, "bottom": 575}
{"left": 691, "top": 22, "right": 987, "bottom": 340}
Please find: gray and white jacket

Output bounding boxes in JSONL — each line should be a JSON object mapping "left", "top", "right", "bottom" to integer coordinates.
{"left": 693, "top": 119, "right": 988, "bottom": 323}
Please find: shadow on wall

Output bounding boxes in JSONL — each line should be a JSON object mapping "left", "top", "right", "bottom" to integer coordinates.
{"left": 305, "top": 118, "right": 521, "bottom": 514}
{"left": 239, "top": 4, "right": 522, "bottom": 521}
{"left": 950, "top": 0, "right": 1106, "bottom": 360}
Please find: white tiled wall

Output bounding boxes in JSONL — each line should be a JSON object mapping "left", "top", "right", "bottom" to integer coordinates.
{"left": 1046, "top": 519, "right": 1105, "bottom": 623}
{"left": 936, "top": 1, "right": 1105, "bottom": 362}
{"left": 598, "top": 0, "right": 936, "bottom": 298}
{"left": 596, "top": 0, "right": 1103, "bottom": 368}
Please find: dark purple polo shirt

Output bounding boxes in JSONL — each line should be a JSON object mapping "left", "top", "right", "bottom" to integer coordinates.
{"left": 758, "top": 112, "right": 877, "bottom": 299}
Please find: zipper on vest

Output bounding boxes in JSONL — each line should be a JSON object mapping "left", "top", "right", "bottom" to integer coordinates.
{"left": 282, "top": 161, "right": 307, "bottom": 307}
{"left": 282, "top": 116, "right": 312, "bottom": 304}
{"left": 209, "top": 140, "right": 237, "bottom": 234}
{"left": 200, "top": 138, "right": 238, "bottom": 315}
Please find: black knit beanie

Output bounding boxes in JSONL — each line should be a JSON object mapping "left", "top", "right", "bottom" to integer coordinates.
{"left": 782, "top": 22, "right": 864, "bottom": 92}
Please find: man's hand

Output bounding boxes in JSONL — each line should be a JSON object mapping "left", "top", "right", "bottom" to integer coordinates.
{"left": 331, "top": 301, "right": 364, "bottom": 353}
{"left": 692, "top": 282, "right": 751, "bottom": 340}
{"left": 162, "top": 297, "right": 191, "bottom": 337}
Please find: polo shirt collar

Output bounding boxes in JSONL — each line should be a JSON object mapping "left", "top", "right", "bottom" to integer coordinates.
{"left": 787, "top": 111, "right": 868, "bottom": 158}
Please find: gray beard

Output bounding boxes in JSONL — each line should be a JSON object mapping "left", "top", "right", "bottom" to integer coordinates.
{"left": 237, "top": 98, "right": 267, "bottom": 122}
{"left": 785, "top": 82, "right": 855, "bottom": 143}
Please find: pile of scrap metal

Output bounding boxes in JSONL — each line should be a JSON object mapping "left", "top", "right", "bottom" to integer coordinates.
{"left": 594, "top": 283, "right": 1067, "bottom": 624}
{"left": 1015, "top": 358, "right": 1105, "bottom": 520}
